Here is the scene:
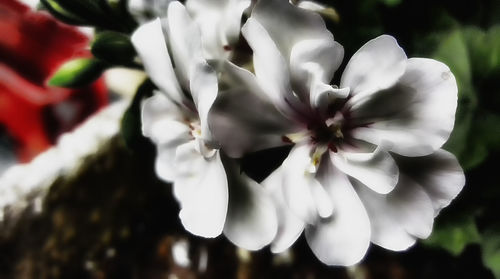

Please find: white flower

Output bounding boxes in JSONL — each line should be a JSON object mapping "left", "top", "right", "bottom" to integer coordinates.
{"left": 129, "top": 0, "right": 250, "bottom": 60}
{"left": 128, "top": 0, "right": 172, "bottom": 23}
{"left": 131, "top": 1, "right": 277, "bottom": 250}
{"left": 185, "top": 0, "right": 251, "bottom": 60}
{"left": 209, "top": 0, "right": 465, "bottom": 265}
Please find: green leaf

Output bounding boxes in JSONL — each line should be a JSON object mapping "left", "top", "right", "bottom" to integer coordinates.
{"left": 464, "top": 26, "right": 500, "bottom": 77}
{"left": 104, "top": 0, "right": 138, "bottom": 32}
{"left": 42, "top": 0, "right": 131, "bottom": 32}
{"left": 424, "top": 215, "right": 481, "bottom": 256}
{"left": 433, "top": 29, "right": 474, "bottom": 100}
{"left": 378, "top": 0, "right": 402, "bottom": 7}
{"left": 121, "top": 79, "right": 154, "bottom": 150}
{"left": 48, "top": 58, "right": 106, "bottom": 88}
{"left": 91, "top": 31, "right": 137, "bottom": 66}
{"left": 40, "top": 0, "right": 89, "bottom": 25}
{"left": 433, "top": 29, "right": 482, "bottom": 169}
{"left": 434, "top": 26, "right": 500, "bottom": 170}
{"left": 481, "top": 226, "right": 500, "bottom": 278}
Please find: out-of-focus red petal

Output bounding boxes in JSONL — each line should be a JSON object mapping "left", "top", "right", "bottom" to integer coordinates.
{"left": 0, "top": 0, "right": 108, "bottom": 163}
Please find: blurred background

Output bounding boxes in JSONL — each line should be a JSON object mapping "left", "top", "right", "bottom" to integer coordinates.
{"left": 0, "top": 0, "right": 499, "bottom": 278}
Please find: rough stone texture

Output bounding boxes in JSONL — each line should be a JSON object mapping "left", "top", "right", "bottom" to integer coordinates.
{"left": 0, "top": 136, "right": 493, "bottom": 279}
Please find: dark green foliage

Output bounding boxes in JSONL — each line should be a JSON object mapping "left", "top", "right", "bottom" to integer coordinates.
{"left": 91, "top": 31, "right": 137, "bottom": 66}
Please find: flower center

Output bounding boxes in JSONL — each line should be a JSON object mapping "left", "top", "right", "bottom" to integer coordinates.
{"left": 309, "top": 112, "right": 346, "bottom": 153}
{"left": 188, "top": 121, "right": 202, "bottom": 139}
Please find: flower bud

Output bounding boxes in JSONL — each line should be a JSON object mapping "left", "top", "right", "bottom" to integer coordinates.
{"left": 91, "top": 31, "right": 137, "bottom": 65}
{"left": 48, "top": 58, "right": 106, "bottom": 88}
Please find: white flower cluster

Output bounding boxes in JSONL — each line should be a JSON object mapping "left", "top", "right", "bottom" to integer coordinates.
{"left": 133, "top": 0, "right": 465, "bottom": 266}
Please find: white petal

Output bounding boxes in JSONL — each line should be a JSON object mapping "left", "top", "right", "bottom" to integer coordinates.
{"left": 223, "top": 163, "right": 278, "bottom": 251}
{"left": 221, "top": 0, "right": 251, "bottom": 45}
{"left": 296, "top": 1, "right": 326, "bottom": 11}
{"left": 252, "top": 0, "right": 334, "bottom": 60}
{"left": 241, "top": 18, "right": 299, "bottom": 118}
{"left": 174, "top": 142, "right": 228, "bottom": 238}
{"left": 167, "top": 2, "right": 206, "bottom": 89}
{"left": 251, "top": 0, "right": 341, "bottom": 112}
{"left": 289, "top": 39, "right": 345, "bottom": 104}
{"left": 149, "top": 118, "right": 191, "bottom": 182}
{"left": 395, "top": 149, "right": 465, "bottom": 215}
{"left": 131, "top": 19, "right": 185, "bottom": 106}
{"left": 209, "top": 61, "right": 296, "bottom": 157}
{"left": 355, "top": 174, "right": 434, "bottom": 251}
{"left": 190, "top": 62, "right": 218, "bottom": 144}
{"left": 351, "top": 58, "right": 458, "bottom": 156}
{"left": 305, "top": 160, "right": 371, "bottom": 266}
{"left": 186, "top": 0, "right": 250, "bottom": 59}
{"left": 128, "top": 0, "right": 170, "bottom": 23}
{"left": 281, "top": 144, "right": 333, "bottom": 223}
{"left": 154, "top": 146, "right": 177, "bottom": 183}
{"left": 141, "top": 93, "right": 190, "bottom": 144}
{"left": 341, "top": 35, "right": 407, "bottom": 106}
{"left": 142, "top": 93, "right": 192, "bottom": 182}
{"left": 262, "top": 167, "right": 305, "bottom": 253}
{"left": 332, "top": 147, "right": 399, "bottom": 194}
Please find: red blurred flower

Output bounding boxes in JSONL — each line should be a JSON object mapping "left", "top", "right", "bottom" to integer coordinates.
{"left": 0, "top": 0, "right": 108, "bottom": 162}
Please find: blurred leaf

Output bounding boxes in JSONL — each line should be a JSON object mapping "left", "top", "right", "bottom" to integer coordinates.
{"left": 104, "top": 0, "right": 138, "bottom": 31}
{"left": 481, "top": 226, "right": 500, "bottom": 278}
{"left": 424, "top": 215, "right": 481, "bottom": 256}
{"left": 434, "top": 29, "right": 479, "bottom": 169}
{"left": 48, "top": 58, "right": 106, "bottom": 88}
{"left": 40, "top": 0, "right": 89, "bottom": 25}
{"left": 433, "top": 29, "right": 474, "bottom": 100}
{"left": 121, "top": 79, "right": 154, "bottom": 150}
{"left": 378, "top": 0, "right": 402, "bottom": 7}
{"left": 436, "top": 26, "right": 500, "bottom": 170}
{"left": 318, "top": 8, "right": 340, "bottom": 23}
{"left": 464, "top": 26, "right": 500, "bottom": 77}
{"left": 41, "top": 0, "right": 133, "bottom": 32}
{"left": 92, "top": 31, "right": 137, "bottom": 66}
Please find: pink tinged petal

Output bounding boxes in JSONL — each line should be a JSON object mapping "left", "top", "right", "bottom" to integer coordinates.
{"left": 332, "top": 147, "right": 399, "bottom": 194}
{"left": 190, "top": 62, "right": 218, "bottom": 145}
{"left": 281, "top": 144, "right": 334, "bottom": 224}
{"left": 351, "top": 58, "right": 458, "bottom": 156}
{"left": 131, "top": 19, "right": 185, "bottom": 106}
{"left": 167, "top": 1, "right": 204, "bottom": 89}
{"left": 305, "top": 161, "right": 371, "bottom": 266}
{"left": 241, "top": 18, "right": 300, "bottom": 119}
{"left": 341, "top": 35, "right": 407, "bottom": 107}
{"left": 395, "top": 149, "right": 465, "bottom": 215}
{"left": 355, "top": 175, "right": 434, "bottom": 251}
{"left": 174, "top": 142, "right": 228, "bottom": 238}
{"left": 209, "top": 61, "right": 296, "bottom": 157}
{"left": 223, "top": 168, "right": 278, "bottom": 251}
{"left": 262, "top": 167, "right": 305, "bottom": 253}
{"left": 289, "top": 39, "right": 345, "bottom": 104}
